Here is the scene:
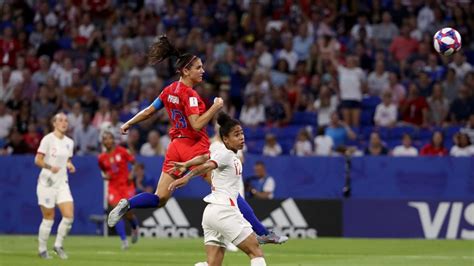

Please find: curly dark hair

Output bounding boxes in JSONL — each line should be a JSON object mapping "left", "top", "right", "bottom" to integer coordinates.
{"left": 147, "top": 35, "right": 197, "bottom": 74}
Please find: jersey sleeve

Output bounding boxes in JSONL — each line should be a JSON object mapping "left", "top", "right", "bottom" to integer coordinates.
{"left": 123, "top": 147, "right": 135, "bottom": 163}
{"left": 210, "top": 149, "right": 232, "bottom": 170}
{"left": 69, "top": 139, "right": 74, "bottom": 158}
{"left": 97, "top": 155, "right": 106, "bottom": 171}
{"left": 37, "top": 135, "right": 49, "bottom": 155}
{"left": 183, "top": 89, "right": 201, "bottom": 117}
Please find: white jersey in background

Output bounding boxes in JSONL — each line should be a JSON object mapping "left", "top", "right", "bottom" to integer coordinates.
{"left": 205, "top": 143, "right": 243, "bottom": 206}
{"left": 37, "top": 133, "right": 74, "bottom": 188}
{"left": 210, "top": 141, "right": 245, "bottom": 197}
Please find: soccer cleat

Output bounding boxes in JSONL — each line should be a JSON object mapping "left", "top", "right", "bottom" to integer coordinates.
{"left": 194, "top": 262, "right": 208, "bottom": 266}
{"left": 53, "top": 246, "right": 68, "bottom": 259}
{"left": 121, "top": 240, "right": 129, "bottom": 250}
{"left": 131, "top": 228, "right": 139, "bottom": 244}
{"left": 38, "top": 250, "right": 52, "bottom": 259}
{"left": 257, "top": 232, "right": 289, "bottom": 245}
{"left": 107, "top": 199, "right": 130, "bottom": 227}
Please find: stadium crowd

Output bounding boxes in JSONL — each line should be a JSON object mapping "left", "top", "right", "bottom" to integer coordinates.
{"left": 0, "top": 0, "right": 473, "bottom": 157}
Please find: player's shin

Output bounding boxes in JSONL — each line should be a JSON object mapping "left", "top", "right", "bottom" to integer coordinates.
{"left": 38, "top": 219, "right": 54, "bottom": 252}
{"left": 54, "top": 217, "right": 73, "bottom": 248}
{"left": 129, "top": 193, "right": 160, "bottom": 208}
{"left": 237, "top": 195, "right": 269, "bottom": 236}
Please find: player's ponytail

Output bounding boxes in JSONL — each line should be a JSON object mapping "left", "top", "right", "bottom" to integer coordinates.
{"left": 217, "top": 112, "right": 240, "bottom": 139}
{"left": 148, "top": 35, "right": 198, "bottom": 75}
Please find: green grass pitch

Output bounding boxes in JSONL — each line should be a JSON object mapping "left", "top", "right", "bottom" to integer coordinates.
{"left": 0, "top": 236, "right": 472, "bottom": 266}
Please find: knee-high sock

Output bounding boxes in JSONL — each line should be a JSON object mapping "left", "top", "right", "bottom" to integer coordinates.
{"left": 115, "top": 219, "right": 127, "bottom": 241}
{"left": 128, "top": 215, "right": 139, "bottom": 230}
{"left": 54, "top": 217, "right": 73, "bottom": 248}
{"left": 237, "top": 195, "right": 269, "bottom": 236}
{"left": 251, "top": 257, "right": 266, "bottom": 266}
{"left": 129, "top": 193, "right": 160, "bottom": 209}
{"left": 38, "top": 219, "right": 54, "bottom": 252}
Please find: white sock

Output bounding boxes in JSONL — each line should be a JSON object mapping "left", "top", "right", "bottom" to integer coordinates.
{"left": 250, "top": 257, "right": 266, "bottom": 266}
{"left": 38, "top": 219, "right": 54, "bottom": 252}
{"left": 54, "top": 217, "right": 73, "bottom": 248}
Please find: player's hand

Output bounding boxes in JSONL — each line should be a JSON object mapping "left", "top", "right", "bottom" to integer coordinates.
{"left": 120, "top": 123, "right": 130, "bottom": 135}
{"left": 51, "top": 166, "right": 60, "bottom": 174}
{"left": 168, "top": 176, "right": 190, "bottom": 192}
{"left": 67, "top": 163, "right": 76, "bottom": 173}
{"left": 166, "top": 161, "right": 188, "bottom": 177}
{"left": 212, "top": 97, "right": 224, "bottom": 109}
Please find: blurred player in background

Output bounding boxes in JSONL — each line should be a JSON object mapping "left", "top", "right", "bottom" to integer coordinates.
{"left": 98, "top": 131, "right": 139, "bottom": 250}
{"left": 34, "top": 112, "right": 76, "bottom": 259}
{"left": 169, "top": 112, "right": 267, "bottom": 266}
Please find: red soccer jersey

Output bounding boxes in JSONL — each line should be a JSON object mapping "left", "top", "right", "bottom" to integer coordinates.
{"left": 159, "top": 81, "right": 209, "bottom": 143}
{"left": 98, "top": 146, "right": 135, "bottom": 188}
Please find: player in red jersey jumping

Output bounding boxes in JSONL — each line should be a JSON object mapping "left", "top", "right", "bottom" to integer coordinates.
{"left": 98, "top": 131, "right": 139, "bottom": 250}
{"left": 107, "top": 35, "right": 224, "bottom": 226}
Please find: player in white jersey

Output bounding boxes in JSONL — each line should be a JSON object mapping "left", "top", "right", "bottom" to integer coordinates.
{"left": 34, "top": 112, "right": 76, "bottom": 260}
{"left": 169, "top": 113, "right": 266, "bottom": 266}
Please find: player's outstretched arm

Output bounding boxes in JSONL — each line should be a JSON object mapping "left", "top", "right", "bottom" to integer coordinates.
{"left": 121, "top": 105, "right": 157, "bottom": 134}
{"left": 168, "top": 160, "right": 217, "bottom": 192}
{"left": 166, "top": 154, "right": 210, "bottom": 176}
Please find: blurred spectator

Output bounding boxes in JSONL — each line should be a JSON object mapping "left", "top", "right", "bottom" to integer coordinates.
{"left": 447, "top": 85, "right": 474, "bottom": 125}
{"left": 392, "top": 134, "right": 418, "bottom": 156}
{"left": 389, "top": 24, "right": 418, "bottom": 63}
{"left": 387, "top": 71, "right": 406, "bottom": 105}
{"left": 100, "top": 109, "right": 124, "bottom": 145}
{"left": 129, "top": 54, "right": 157, "bottom": 87}
{"left": 365, "top": 132, "right": 388, "bottom": 156}
{"left": 368, "top": 60, "right": 389, "bottom": 97}
{"left": 218, "top": 89, "right": 236, "bottom": 119}
{"left": 262, "top": 133, "right": 282, "bottom": 157}
{"left": 424, "top": 54, "right": 445, "bottom": 82}
{"left": 332, "top": 54, "right": 365, "bottom": 127}
{"left": 350, "top": 13, "right": 373, "bottom": 42}
{"left": 92, "top": 98, "right": 111, "bottom": 128}
{"left": 1, "top": 66, "right": 15, "bottom": 101}
{"left": 312, "top": 85, "right": 338, "bottom": 127}
{"left": 123, "top": 76, "right": 141, "bottom": 105}
{"left": 2, "top": 128, "right": 29, "bottom": 155}
{"left": 415, "top": 71, "right": 433, "bottom": 98}
{"left": 101, "top": 73, "right": 124, "bottom": 108}
{"left": 427, "top": 83, "right": 449, "bottom": 127}
{"left": 374, "top": 91, "right": 397, "bottom": 127}
{"left": 139, "top": 130, "right": 165, "bottom": 156}
{"left": 291, "top": 129, "right": 313, "bottom": 156}
{"left": 277, "top": 38, "right": 298, "bottom": 72}
{"left": 442, "top": 68, "right": 461, "bottom": 102}
{"left": 240, "top": 94, "right": 265, "bottom": 127}
{"left": 67, "top": 102, "right": 83, "bottom": 135}
{"left": 373, "top": 11, "right": 399, "bottom": 49}
{"left": 133, "top": 163, "right": 154, "bottom": 194}
{"left": 460, "top": 114, "right": 474, "bottom": 144}
{"left": 265, "top": 88, "right": 292, "bottom": 127}
{"left": 0, "top": 26, "right": 21, "bottom": 67}
{"left": 23, "top": 122, "right": 42, "bottom": 153}
{"left": 420, "top": 131, "right": 448, "bottom": 156}
{"left": 245, "top": 161, "right": 275, "bottom": 199}
{"left": 125, "top": 128, "right": 141, "bottom": 155}
{"left": 314, "top": 126, "right": 333, "bottom": 156}
{"left": 292, "top": 23, "right": 313, "bottom": 61}
{"left": 74, "top": 112, "right": 99, "bottom": 155}
{"left": 0, "top": 101, "right": 13, "bottom": 142}
{"left": 32, "top": 86, "right": 57, "bottom": 123}
{"left": 450, "top": 133, "right": 474, "bottom": 157}
{"left": 417, "top": 1, "right": 435, "bottom": 32}
{"left": 399, "top": 84, "right": 429, "bottom": 127}
{"left": 325, "top": 112, "right": 357, "bottom": 149}
{"left": 449, "top": 53, "right": 472, "bottom": 82}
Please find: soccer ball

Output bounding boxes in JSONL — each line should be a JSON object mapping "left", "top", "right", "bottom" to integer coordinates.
{"left": 433, "top": 28, "right": 462, "bottom": 56}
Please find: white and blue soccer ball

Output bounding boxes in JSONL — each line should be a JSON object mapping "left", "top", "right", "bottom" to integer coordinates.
{"left": 433, "top": 27, "right": 462, "bottom": 56}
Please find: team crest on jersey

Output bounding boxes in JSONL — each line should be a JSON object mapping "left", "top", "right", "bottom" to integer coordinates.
{"left": 168, "top": 95, "right": 179, "bottom": 104}
{"left": 115, "top": 154, "right": 121, "bottom": 162}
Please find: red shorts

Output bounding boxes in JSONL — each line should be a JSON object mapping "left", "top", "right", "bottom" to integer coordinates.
{"left": 163, "top": 137, "right": 210, "bottom": 174}
{"left": 108, "top": 185, "right": 135, "bottom": 206}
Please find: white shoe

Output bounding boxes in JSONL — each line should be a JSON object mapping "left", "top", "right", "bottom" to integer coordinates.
{"left": 194, "top": 262, "right": 208, "bottom": 266}
{"left": 108, "top": 199, "right": 129, "bottom": 227}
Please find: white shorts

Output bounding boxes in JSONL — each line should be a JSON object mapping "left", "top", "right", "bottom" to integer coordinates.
{"left": 202, "top": 203, "right": 253, "bottom": 248}
{"left": 37, "top": 183, "right": 74, "bottom": 209}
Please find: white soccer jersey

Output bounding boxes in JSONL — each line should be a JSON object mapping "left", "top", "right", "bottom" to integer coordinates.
{"left": 210, "top": 141, "right": 245, "bottom": 197}
{"left": 37, "top": 133, "right": 74, "bottom": 188}
{"left": 204, "top": 143, "right": 242, "bottom": 206}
